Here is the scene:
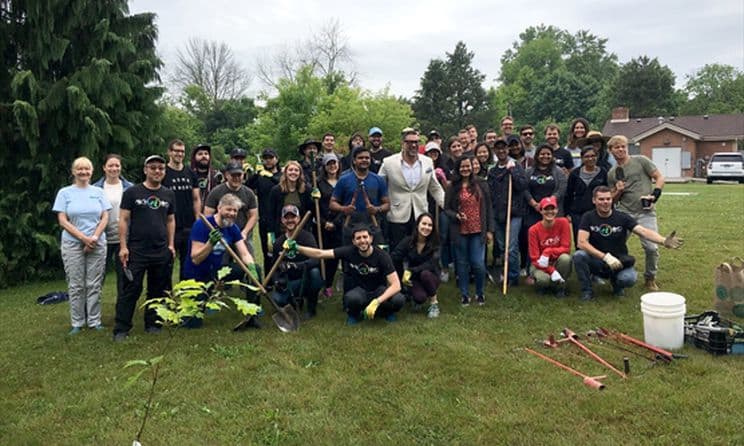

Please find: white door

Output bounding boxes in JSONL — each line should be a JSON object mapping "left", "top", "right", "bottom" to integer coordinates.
{"left": 652, "top": 147, "right": 681, "bottom": 178}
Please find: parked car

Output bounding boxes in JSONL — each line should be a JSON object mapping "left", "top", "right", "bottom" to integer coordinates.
{"left": 707, "top": 152, "right": 744, "bottom": 184}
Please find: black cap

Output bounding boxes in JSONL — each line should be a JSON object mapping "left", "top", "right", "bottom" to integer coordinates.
{"left": 493, "top": 138, "right": 508, "bottom": 147}
{"left": 351, "top": 145, "right": 369, "bottom": 159}
{"left": 261, "top": 148, "right": 278, "bottom": 158}
{"left": 506, "top": 135, "right": 521, "bottom": 146}
{"left": 298, "top": 138, "right": 320, "bottom": 155}
{"left": 144, "top": 154, "right": 166, "bottom": 165}
{"left": 230, "top": 147, "right": 247, "bottom": 158}
{"left": 193, "top": 143, "right": 211, "bottom": 153}
{"left": 225, "top": 161, "right": 243, "bottom": 174}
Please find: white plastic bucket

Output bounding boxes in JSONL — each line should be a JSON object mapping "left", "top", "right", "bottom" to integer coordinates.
{"left": 640, "top": 292, "right": 686, "bottom": 350}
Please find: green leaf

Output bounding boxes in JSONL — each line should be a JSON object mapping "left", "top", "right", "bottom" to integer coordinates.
{"left": 217, "top": 266, "right": 231, "bottom": 280}
{"left": 149, "top": 355, "right": 164, "bottom": 366}
{"left": 229, "top": 298, "right": 261, "bottom": 316}
{"left": 124, "top": 359, "right": 149, "bottom": 369}
{"left": 125, "top": 369, "right": 147, "bottom": 388}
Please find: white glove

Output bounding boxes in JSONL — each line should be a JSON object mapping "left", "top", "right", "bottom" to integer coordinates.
{"left": 537, "top": 255, "right": 550, "bottom": 268}
{"left": 506, "top": 159, "right": 516, "bottom": 170}
{"left": 550, "top": 270, "right": 565, "bottom": 283}
{"left": 603, "top": 253, "right": 623, "bottom": 271}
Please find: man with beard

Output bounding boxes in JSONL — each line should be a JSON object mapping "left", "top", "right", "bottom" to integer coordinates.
{"left": 574, "top": 186, "right": 682, "bottom": 301}
{"left": 519, "top": 125, "right": 537, "bottom": 160}
{"left": 183, "top": 193, "right": 262, "bottom": 329}
{"left": 248, "top": 148, "right": 282, "bottom": 274}
{"left": 466, "top": 124, "right": 478, "bottom": 152}
{"left": 544, "top": 124, "right": 574, "bottom": 174}
{"left": 500, "top": 116, "right": 515, "bottom": 138}
{"left": 113, "top": 155, "right": 176, "bottom": 341}
{"left": 298, "top": 138, "right": 320, "bottom": 182}
{"left": 286, "top": 224, "right": 404, "bottom": 325}
{"left": 270, "top": 205, "right": 322, "bottom": 319}
{"left": 204, "top": 162, "right": 258, "bottom": 254}
{"left": 483, "top": 128, "right": 499, "bottom": 147}
{"left": 330, "top": 145, "right": 390, "bottom": 244}
{"left": 190, "top": 143, "right": 220, "bottom": 209}
{"left": 162, "top": 139, "right": 201, "bottom": 280}
{"left": 378, "top": 128, "right": 445, "bottom": 250}
{"left": 367, "top": 127, "right": 393, "bottom": 173}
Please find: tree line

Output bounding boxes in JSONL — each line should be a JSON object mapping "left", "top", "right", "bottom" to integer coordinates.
{"left": 1, "top": 3, "right": 742, "bottom": 286}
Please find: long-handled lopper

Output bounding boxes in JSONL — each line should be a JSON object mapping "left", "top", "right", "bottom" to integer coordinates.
{"left": 525, "top": 348, "right": 607, "bottom": 390}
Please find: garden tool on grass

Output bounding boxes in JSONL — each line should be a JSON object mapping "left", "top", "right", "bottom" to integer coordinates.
{"left": 562, "top": 328, "right": 627, "bottom": 379}
{"left": 199, "top": 215, "right": 300, "bottom": 333}
{"left": 262, "top": 211, "right": 313, "bottom": 288}
{"left": 525, "top": 347, "right": 607, "bottom": 390}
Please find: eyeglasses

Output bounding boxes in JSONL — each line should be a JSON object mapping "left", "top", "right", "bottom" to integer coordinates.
{"left": 521, "top": 132, "right": 534, "bottom": 136}
{"left": 404, "top": 140, "right": 419, "bottom": 146}
{"left": 147, "top": 165, "right": 165, "bottom": 171}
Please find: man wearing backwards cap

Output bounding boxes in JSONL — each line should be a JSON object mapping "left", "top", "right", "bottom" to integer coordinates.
{"left": 270, "top": 204, "right": 323, "bottom": 319}
{"left": 367, "top": 127, "right": 393, "bottom": 174}
{"left": 528, "top": 196, "right": 572, "bottom": 298}
{"left": 113, "top": 154, "right": 176, "bottom": 341}
{"left": 204, "top": 161, "right": 258, "bottom": 254}
{"left": 574, "top": 185, "right": 682, "bottom": 301}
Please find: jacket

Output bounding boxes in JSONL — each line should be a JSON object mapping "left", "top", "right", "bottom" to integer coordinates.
{"left": 92, "top": 176, "right": 134, "bottom": 190}
{"left": 378, "top": 153, "right": 445, "bottom": 224}
{"left": 266, "top": 185, "right": 313, "bottom": 235}
{"left": 565, "top": 167, "right": 608, "bottom": 216}
{"left": 486, "top": 163, "right": 529, "bottom": 222}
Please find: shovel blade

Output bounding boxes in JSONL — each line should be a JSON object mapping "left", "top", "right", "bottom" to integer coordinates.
{"left": 272, "top": 305, "right": 300, "bottom": 332}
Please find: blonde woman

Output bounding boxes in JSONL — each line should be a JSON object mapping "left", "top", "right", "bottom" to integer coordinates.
{"left": 53, "top": 157, "right": 112, "bottom": 334}
{"left": 266, "top": 160, "right": 313, "bottom": 240}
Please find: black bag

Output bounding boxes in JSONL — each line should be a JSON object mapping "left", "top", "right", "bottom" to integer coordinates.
{"left": 36, "top": 291, "right": 69, "bottom": 305}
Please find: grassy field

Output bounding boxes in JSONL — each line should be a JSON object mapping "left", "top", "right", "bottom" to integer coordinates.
{"left": 1, "top": 183, "right": 743, "bottom": 445}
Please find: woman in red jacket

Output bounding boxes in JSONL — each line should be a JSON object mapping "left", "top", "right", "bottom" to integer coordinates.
{"left": 528, "top": 196, "right": 572, "bottom": 298}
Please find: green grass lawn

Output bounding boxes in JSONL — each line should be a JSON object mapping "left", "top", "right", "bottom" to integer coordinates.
{"left": 1, "top": 183, "right": 743, "bottom": 445}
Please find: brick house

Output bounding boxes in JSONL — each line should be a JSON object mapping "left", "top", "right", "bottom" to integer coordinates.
{"left": 602, "top": 107, "right": 744, "bottom": 178}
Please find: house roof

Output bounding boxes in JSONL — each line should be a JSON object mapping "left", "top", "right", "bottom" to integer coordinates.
{"left": 602, "top": 113, "right": 744, "bottom": 142}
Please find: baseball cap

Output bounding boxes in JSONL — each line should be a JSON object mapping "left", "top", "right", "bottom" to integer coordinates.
{"left": 539, "top": 196, "right": 558, "bottom": 210}
{"left": 193, "top": 143, "right": 211, "bottom": 153}
{"left": 261, "top": 148, "right": 278, "bottom": 158}
{"left": 281, "top": 204, "right": 300, "bottom": 218}
{"left": 493, "top": 138, "right": 508, "bottom": 147}
{"left": 144, "top": 154, "right": 166, "bottom": 165}
{"left": 368, "top": 127, "right": 383, "bottom": 136}
{"left": 424, "top": 142, "right": 441, "bottom": 153}
{"left": 225, "top": 161, "right": 243, "bottom": 174}
{"left": 322, "top": 153, "right": 339, "bottom": 165}
{"left": 428, "top": 129, "right": 440, "bottom": 138}
{"left": 230, "top": 147, "right": 247, "bottom": 158}
{"left": 506, "top": 135, "right": 522, "bottom": 146}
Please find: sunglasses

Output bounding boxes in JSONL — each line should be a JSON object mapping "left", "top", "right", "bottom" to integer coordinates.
{"left": 521, "top": 132, "right": 534, "bottom": 136}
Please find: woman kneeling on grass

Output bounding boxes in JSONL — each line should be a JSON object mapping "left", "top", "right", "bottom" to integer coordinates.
{"left": 444, "top": 156, "right": 494, "bottom": 306}
{"left": 391, "top": 213, "right": 442, "bottom": 318}
{"left": 53, "top": 157, "right": 112, "bottom": 334}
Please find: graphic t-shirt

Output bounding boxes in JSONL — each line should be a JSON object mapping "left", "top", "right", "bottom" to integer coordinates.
{"left": 579, "top": 210, "right": 638, "bottom": 257}
{"left": 333, "top": 245, "right": 395, "bottom": 292}
{"left": 553, "top": 147, "right": 575, "bottom": 170}
{"left": 53, "top": 185, "right": 112, "bottom": 245}
{"left": 528, "top": 169, "right": 558, "bottom": 202}
{"left": 183, "top": 215, "right": 242, "bottom": 281}
{"left": 163, "top": 165, "right": 199, "bottom": 230}
{"left": 120, "top": 183, "right": 175, "bottom": 260}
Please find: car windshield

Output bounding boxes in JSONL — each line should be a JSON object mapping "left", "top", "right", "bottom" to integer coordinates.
{"left": 711, "top": 154, "right": 743, "bottom": 163}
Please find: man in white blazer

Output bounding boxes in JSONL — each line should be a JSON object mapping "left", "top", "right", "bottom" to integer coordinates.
{"left": 378, "top": 128, "right": 446, "bottom": 250}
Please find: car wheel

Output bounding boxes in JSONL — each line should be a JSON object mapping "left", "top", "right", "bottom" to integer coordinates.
{"left": 706, "top": 178, "right": 713, "bottom": 184}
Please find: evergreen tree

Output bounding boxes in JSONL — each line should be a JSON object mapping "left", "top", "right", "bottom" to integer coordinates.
{"left": 0, "top": 0, "right": 163, "bottom": 285}
{"left": 610, "top": 56, "right": 679, "bottom": 118}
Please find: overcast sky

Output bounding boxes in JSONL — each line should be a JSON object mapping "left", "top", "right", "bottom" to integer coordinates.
{"left": 131, "top": 0, "right": 743, "bottom": 99}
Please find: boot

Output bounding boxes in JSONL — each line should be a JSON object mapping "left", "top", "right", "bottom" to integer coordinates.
{"left": 645, "top": 277, "right": 659, "bottom": 291}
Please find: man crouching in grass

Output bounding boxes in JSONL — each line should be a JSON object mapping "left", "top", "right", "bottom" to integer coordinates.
{"left": 284, "top": 224, "right": 404, "bottom": 325}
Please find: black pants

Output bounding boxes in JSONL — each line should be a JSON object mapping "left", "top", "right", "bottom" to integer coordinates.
{"left": 113, "top": 255, "right": 173, "bottom": 334}
{"left": 386, "top": 214, "right": 415, "bottom": 252}
{"left": 343, "top": 285, "right": 405, "bottom": 318}
{"left": 174, "top": 227, "right": 191, "bottom": 280}
{"left": 258, "top": 220, "right": 274, "bottom": 276}
{"left": 104, "top": 242, "right": 124, "bottom": 299}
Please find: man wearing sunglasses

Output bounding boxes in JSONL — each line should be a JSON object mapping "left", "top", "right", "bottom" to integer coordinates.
{"left": 519, "top": 125, "right": 537, "bottom": 160}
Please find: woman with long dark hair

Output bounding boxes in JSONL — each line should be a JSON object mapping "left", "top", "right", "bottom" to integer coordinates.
{"left": 565, "top": 145, "right": 608, "bottom": 247}
{"left": 566, "top": 118, "right": 590, "bottom": 163}
{"left": 444, "top": 156, "right": 494, "bottom": 306}
{"left": 474, "top": 142, "right": 492, "bottom": 178}
{"left": 317, "top": 153, "right": 344, "bottom": 297}
{"left": 391, "top": 213, "right": 442, "bottom": 318}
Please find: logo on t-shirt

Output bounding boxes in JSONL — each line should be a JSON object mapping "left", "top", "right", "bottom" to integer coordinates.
{"left": 590, "top": 224, "right": 623, "bottom": 237}
{"left": 350, "top": 262, "right": 377, "bottom": 275}
{"left": 532, "top": 174, "right": 553, "bottom": 185}
{"left": 135, "top": 195, "right": 171, "bottom": 210}
{"left": 198, "top": 177, "right": 209, "bottom": 189}
{"left": 542, "top": 236, "right": 561, "bottom": 247}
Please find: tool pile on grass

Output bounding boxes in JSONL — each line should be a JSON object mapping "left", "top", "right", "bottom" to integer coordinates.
{"left": 684, "top": 311, "right": 744, "bottom": 355}
{"left": 525, "top": 327, "right": 686, "bottom": 391}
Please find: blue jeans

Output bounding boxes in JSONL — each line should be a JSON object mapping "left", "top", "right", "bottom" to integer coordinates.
{"left": 573, "top": 250, "right": 637, "bottom": 294}
{"left": 439, "top": 211, "right": 454, "bottom": 268}
{"left": 271, "top": 267, "right": 323, "bottom": 314}
{"left": 454, "top": 233, "right": 486, "bottom": 297}
{"left": 494, "top": 217, "right": 522, "bottom": 284}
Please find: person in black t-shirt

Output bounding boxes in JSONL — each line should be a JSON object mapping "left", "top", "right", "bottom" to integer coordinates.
{"left": 544, "top": 124, "right": 574, "bottom": 173}
{"left": 288, "top": 224, "right": 404, "bottom": 325}
{"left": 574, "top": 186, "right": 682, "bottom": 301}
{"left": 114, "top": 155, "right": 176, "bottom": 341}
{"left": 162, "top": 139, "right": 201, "bottom": 279}
{"left": 247, "top": 148, "right": 282, "bottom": 275}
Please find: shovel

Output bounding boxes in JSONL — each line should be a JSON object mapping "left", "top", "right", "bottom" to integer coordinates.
{"left": 198, "top": 215, "right": 300, "bottom": 333}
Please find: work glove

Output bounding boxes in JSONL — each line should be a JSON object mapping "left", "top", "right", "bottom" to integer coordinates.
{"left": 603, "top": 252, "right": 623, "bottom": 271}
{"left": 402, "top": 270, "right": 412, "bottom": 287}
{"left": 260, "top": 169, "right": 274, "bottom": 177}
{"left": 550, "top": 270, "right": 565, "bottom": 283}
{"left": 243, "top": 163, "right": 254, "bottom": 175}
{"left": 537, "top": 255, "right": 550, "bottom": 268}
{"left": 364, "top": 298, "right": 380, "bottom": 320}
{"left": 663, "top": 230, "right": 683, "bottom": 249}
{"left": 267, "top": 232, "right": 276, "bottom": 247}
{"left": 506, "top": 159, "right": 516, "bottom": 170}
{"left": 246, "top": 263, "right": 259, "bottom": 280}
{"left": 311, "top": 187, "right": 321, "bottom": 200}
{"left": 208, "top": 229, "right": 222, "bottom": 246}
{"left": 435, "top": 167, "right": 447, "bottom": 184}
{"left": 283, "top": 239, "right": 298, "bottom": 256}
{"left": 279, "top": 261, "right": 297, "bottom": 273}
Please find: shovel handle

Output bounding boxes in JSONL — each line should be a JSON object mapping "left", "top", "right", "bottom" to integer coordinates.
{"left": 262, "top": 211, "right": 313, "bottom": 288}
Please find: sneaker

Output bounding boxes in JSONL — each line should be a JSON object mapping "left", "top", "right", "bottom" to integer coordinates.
{"left": 113, "top": 332, "right": 129, "bottom": 342}
{"left": 412, "top": 303, "right": 423, "bottom": 312}
{"left": 519, "top": 268, "right": 528, "bottom": 278}
{"left": 645, "top": 278, "right": 659, "bottom": 291}
{"left": 346, "top": 314, "right": 361, "bottom": 326}
{"left": 303, "top": 310, "right": 316, "bottom": 321}
{"left": 323, "top": 287, "right": 333, "bottom": 298}
{"left": 555, "top": 288, "right": 567, "bottom": 299}
{"left": 476, "top": 295, "right": 485, "bottom": 306}
{"left": 93, "top": 325, "right": 106, "bottom": 331}
{"left": 385, "top": 313, "right": 397, "bottom": 323}
{"left": 487, "top": 271, "right": 496, "bottom": 285}
{"left": 461, "top": 295, "right": 470, "bottom": 307}
{"left": 68, "top": 327, "right": 82, "bottom": 335}
{"left": 145, "top": 326, "right": 162, "bottom": 334}
{"left": 440, "top": 270, "right": 450, "bottom": 283}
{"left": 613, "top": 287, "right": 626, "bottom": 298}
{"left": 592, "top": 276, "right": 607, "bottom": 286}
{"left": 427, "top": 303, "right": 440, "bottom": 318}
{"left": 580, "top": 291, "right": 594, "bottom": 301}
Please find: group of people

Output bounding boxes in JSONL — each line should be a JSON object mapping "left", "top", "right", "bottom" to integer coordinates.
{"left": 52, "top": 118, "right": 683, "bottom": 337}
